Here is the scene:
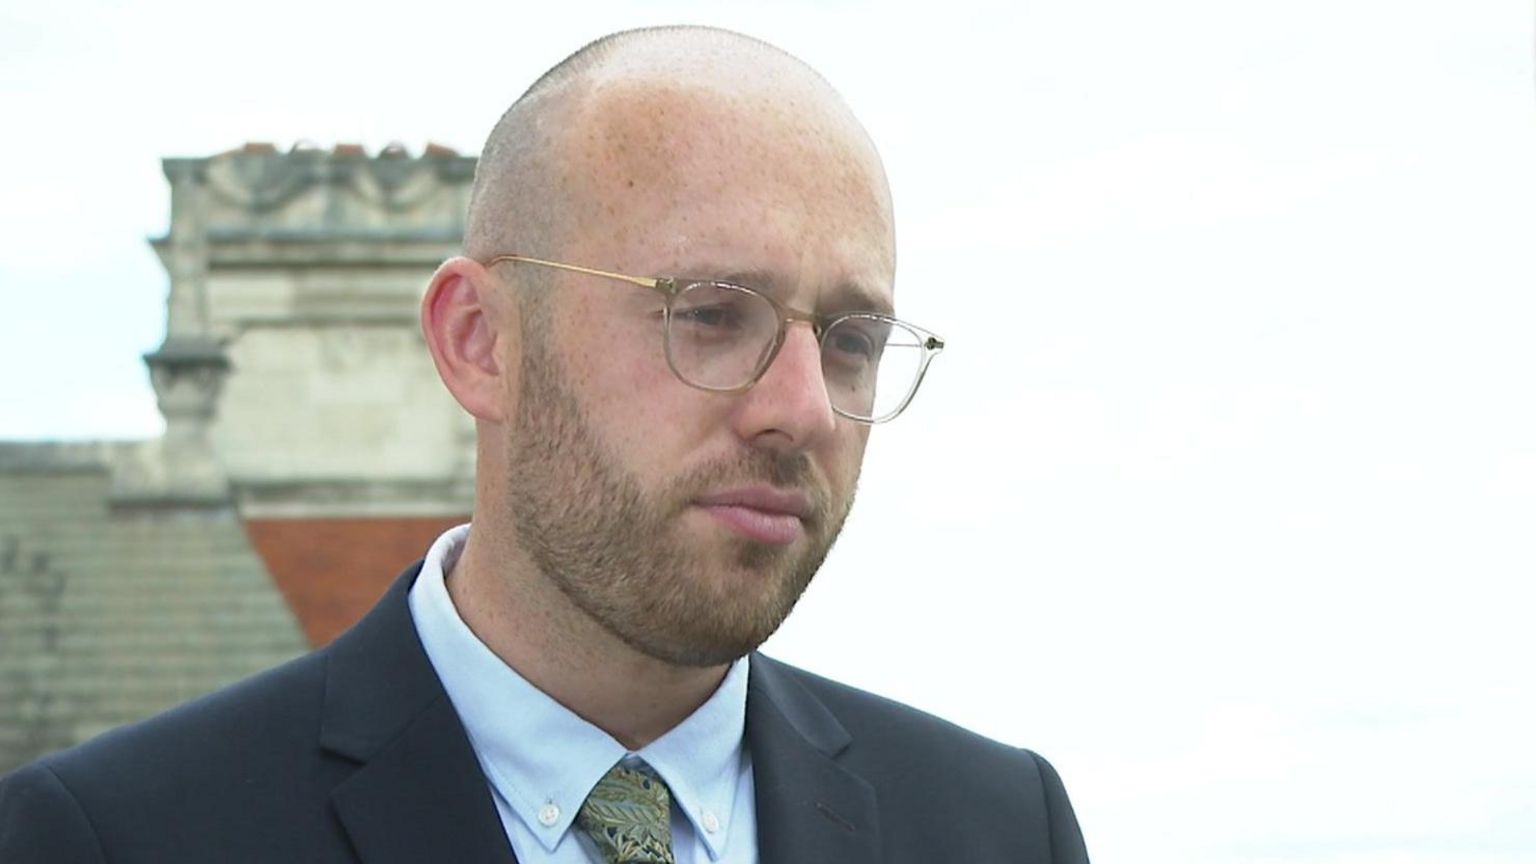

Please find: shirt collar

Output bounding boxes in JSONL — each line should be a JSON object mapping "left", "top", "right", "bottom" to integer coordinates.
{"left": 409, "top": 524, "right": 750, "bottom": 859}
{"left": 637, "top": 655, "right": 750, "bottom": 859}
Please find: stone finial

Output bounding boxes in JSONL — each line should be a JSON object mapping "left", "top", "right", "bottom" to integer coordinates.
{"left": 118, "top": 336, "right": 232, "bottom": 504}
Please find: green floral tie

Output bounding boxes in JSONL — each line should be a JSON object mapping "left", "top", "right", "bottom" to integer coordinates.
{"left": 576, "top": 762, "right": 676, "bottom": 864}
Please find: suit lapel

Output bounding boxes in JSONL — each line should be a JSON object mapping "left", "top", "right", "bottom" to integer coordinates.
{"left": 747, "top": 656, "right": 880, "bottom": 864}
{"left": 312, "top": 569, "right": 884, "bottom": 864}
{"left": 320, "top": 565, "right": 516, "bottom": 864}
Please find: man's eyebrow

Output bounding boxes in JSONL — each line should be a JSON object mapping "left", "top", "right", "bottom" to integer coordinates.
{"left": 701, "top": 269, "right": 895, "bottom": 317}
{"left": 827, "top": 284, "right": 895, "bottom": 317}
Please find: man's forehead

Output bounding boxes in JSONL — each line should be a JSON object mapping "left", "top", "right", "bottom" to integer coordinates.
{"left": 583, "top": 153, "right": 896, "bottom": 306}
{"left": 557, "top": 75, "right": 889, "bottom": 223}
{"left": 713, "top": 269, "right": 896, "bottom": 317}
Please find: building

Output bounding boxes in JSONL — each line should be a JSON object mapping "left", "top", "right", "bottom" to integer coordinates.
{"left": 0, "top": 142, "right": 477, "bottom": 773}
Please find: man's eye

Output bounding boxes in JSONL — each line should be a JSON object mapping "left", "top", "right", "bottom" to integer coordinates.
{"left": 675, "top": 305, "right": 742, "bottom": 329}
{"left": 830, "top": 330, "right": 875, "bottom": 358}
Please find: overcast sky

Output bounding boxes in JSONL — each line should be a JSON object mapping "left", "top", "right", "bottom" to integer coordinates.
{"left": 3, "top": 1, "right": 1534, "bottom": 862}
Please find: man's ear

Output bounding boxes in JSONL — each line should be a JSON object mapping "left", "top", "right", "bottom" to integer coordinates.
{"left": 421, "top": 257, "right": 519, "bottom": 422}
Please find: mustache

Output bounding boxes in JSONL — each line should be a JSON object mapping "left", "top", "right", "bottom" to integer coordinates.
{"left": 670, "top": 450, "right": 830, "bottom": 522}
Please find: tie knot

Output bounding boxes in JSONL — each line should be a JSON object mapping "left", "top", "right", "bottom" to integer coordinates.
{"left": 576, "top": 762, "right": 676, "bottom": 864}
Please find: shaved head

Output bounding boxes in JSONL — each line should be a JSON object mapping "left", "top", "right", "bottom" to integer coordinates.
{"left": 464, "top": 26, "right": 890, "bottom": 279}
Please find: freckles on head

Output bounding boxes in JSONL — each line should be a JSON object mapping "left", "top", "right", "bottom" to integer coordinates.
{"left": 569, "top": 78, "right": 888, "bottom": 230}
{"left": 537, "top": 34, "right": 897, "bottom": 261}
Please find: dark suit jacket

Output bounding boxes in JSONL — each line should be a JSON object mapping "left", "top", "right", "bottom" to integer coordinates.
{"left": 0, "top": 563, "right": 1088, "bottom": 863}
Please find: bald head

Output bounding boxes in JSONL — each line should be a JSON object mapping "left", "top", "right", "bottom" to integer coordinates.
{"left": 463, "top": 26, "right": 891, "bottom": 274}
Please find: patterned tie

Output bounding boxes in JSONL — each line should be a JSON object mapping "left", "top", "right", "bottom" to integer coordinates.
{"left": 576, "top": 762, "right": 676, "bottom": 864}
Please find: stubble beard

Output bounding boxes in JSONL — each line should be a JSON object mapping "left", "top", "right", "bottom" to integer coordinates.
{"left": 504, "top": 333, "right": 856, "bottom": 668}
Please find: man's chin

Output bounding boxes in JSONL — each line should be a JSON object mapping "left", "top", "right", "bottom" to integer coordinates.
{"left": 665, "top": 608, "right": 796, "bottom": 668}
{"left": 647, "top": 560, "right": 814, "bottom": 664}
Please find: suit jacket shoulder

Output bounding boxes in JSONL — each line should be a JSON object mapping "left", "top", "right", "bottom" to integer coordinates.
{"left": 0, "top": 563, "right": 512, "bottom": 864}
{"left": 0, "top": 645, "right": 352, "bottom": 861}
{"left": 748, "top": 654, "right": 1089, "bottom": 863}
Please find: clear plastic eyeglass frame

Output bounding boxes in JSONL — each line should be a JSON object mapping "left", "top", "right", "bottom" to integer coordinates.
{"left": 484, "top": 254, "right": 945, "bottom": 424}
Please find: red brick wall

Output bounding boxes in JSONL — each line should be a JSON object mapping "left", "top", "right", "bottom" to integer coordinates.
{"left": 244, "top": 517, "right": 468, "bottom": 647}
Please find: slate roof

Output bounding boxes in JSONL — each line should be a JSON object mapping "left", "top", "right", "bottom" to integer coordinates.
{"left": 0, "top": 442, "right": 307, "bottom": 773}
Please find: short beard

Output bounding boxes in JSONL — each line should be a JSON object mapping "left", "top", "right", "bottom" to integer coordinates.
{"left": 504, "top": 332, "right": 855, "bottom": 668}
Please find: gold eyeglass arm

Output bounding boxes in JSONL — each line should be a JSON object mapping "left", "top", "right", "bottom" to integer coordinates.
{"left": 485, "top": 255, "right": 668, "bottom": 293}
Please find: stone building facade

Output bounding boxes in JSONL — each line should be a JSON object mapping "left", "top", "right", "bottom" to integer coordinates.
{"left": 0, "top": 143, "right": 477, "bottom": 773}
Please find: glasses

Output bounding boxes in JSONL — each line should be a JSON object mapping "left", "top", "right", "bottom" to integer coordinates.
{"left": 486, "top": 255, "right": 944, "bottom": 424}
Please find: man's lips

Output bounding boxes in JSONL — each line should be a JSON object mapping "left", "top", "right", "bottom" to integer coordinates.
{"left": 693, "top": 487, "right": 814, "bottom": 545}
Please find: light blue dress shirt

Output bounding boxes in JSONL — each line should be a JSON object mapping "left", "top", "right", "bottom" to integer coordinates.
{"left": 408, "top": 524, "right": 758, "bottom": 863}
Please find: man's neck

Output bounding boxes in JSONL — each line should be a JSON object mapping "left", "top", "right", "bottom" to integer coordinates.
{"left": 445, "top": 533, "right": 728, "bottom": 750}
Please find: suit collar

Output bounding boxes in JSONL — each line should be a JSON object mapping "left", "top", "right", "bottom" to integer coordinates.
{"left": 747, "top": 655, "right": 881, "bottom": 864}
{"left": 321, "top": 563, "right": 515, "bottom": 863}
{"left": 314, "top": 564, "right": 882, "bottom": 864}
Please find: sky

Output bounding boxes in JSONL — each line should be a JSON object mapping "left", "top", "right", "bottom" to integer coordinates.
{"left": 3, "top": 1, "right": 1534, "bottom": 861}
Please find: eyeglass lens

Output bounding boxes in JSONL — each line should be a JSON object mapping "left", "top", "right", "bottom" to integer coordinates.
{"left": 665, "top": 282, "right": 924, "bottom": 421}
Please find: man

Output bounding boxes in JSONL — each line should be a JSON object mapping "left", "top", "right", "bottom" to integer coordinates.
{"left": 0, "top": 26, "right": 1088, "bottom": 863}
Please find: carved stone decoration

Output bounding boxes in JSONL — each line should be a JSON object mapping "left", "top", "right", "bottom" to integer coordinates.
{"left": 204, "top": 150, "right": 317, "bottom": 213}
{"left": 146, "top": 337, "right": 229, "bottom": 420}
{"left": 126, "top": 336, "right": 233, "bottom": 504}
{"left": 190, "top": 142, "right": 474, "bottom": 233}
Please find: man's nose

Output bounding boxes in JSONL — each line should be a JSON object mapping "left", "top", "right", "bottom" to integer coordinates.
{"left": 729, "top": 322, "right": 838, "bottom": 450}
